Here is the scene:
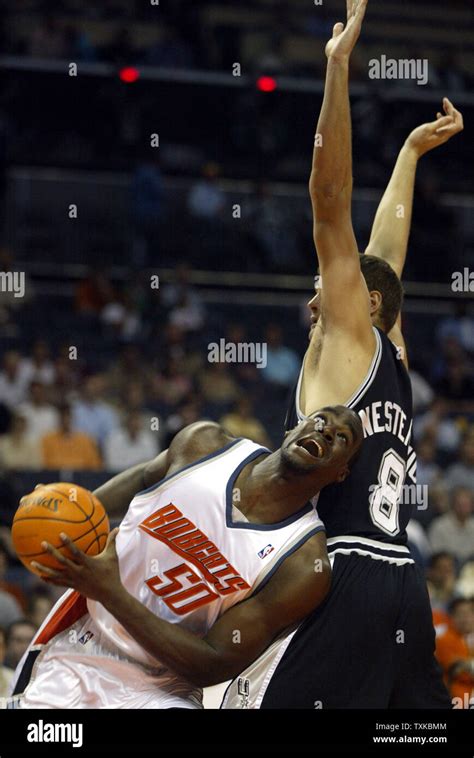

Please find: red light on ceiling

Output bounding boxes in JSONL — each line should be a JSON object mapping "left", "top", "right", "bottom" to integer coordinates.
{"left": 119, "top": 67, "right": 140, "bottom": 83}
{"left": 257, "top": 76, "right": 278, "bottom": 92}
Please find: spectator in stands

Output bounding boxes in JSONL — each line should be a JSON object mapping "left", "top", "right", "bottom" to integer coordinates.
{"left": 159, "top": 322, "right": 203, "bottom": 376}
{"left": 261, "top": 323, "right": 300, "bottom": 391}
{"left": 0, "top": 542, "right": 26, "bottom": 612}
{"left": 456, "top": 562, "right": 474, "bottom": 600}
{"left": 435, "top": 598, "right": 474, "bottom": 708}
{"left": 187, "top": 163, "right": 225, "bottom": 219}
{"left": 198, "top": 362, "right": 240, "bottom": 409}
{"left": 220, "top": 396, "right": 271, "bottom": 448}
{"left": 417, "top": 436, "right": 444, "bottom": 491}
{"left": 413, "top": 436, "right": 448, "bottom": 528}
{"left": 17, "top": 380, "right": 59, "bottom": 443}
{"left": 71, "top": 374, "right": 119, "bottom": 448}
{"left": 223, "top": 323, "right": 260, "bottom": 389}
{"left": 101, "top": 291, "right": 142, "bottom": 340}
{"left": 162, "top": 264, "right": 205, "bottom": 334}
{"left": 0, "top": 351, "right": 29, "bottom": 409}
{"left": 437, "top": 302, "right": 474, "bottom": 356}
{"left": 50, "top": 355, "right": 78, "bottom": 400}
{"left": 0, "top": 252, "right": 19, "bottom": 337}
{"left": 104, "top": 411, "right": 159, "bottom": 472}
{"left": 26, "top": 588, "right": 55, "bottom": 629}
{"left": 429, "top": 488, "right": 474, "bottom": 565}
{"left": 163, "top": 395, "right": 203, "bottom": 447}
{"left": 119, "top": 381, "right": 154, "bottom": 432}
{"left": 18, "top": 339, "right": 55, "bottom": 387}
{"left": 434, "top": 354, "right": 474, "bottom": 406}
{"left": 0, "top": 413, "right": 42, "bottom": 471}
{"left": 247, "top": 182, "right": 300, "bottom": 272}
{"left": 443, "top": 431, "right": 474, "bottom": 493}
{"left": 75, "top": 266, "right": 115, "bottom": 317}
{"left": 427, "top": 552, "right": 457, "bottom": 612}
{"left": 152, "top": 356, "right": 194, "bottom": 409}
{"left": 161, "top": 264, "right": 194, "bottom": 310}
{"left": 107, "top": 344, "right": 153, "bottom": 402}
{"left": 0, "top": 249, "right": 33, "bottom": 338}
{"left": 413, "top": 397, "right": 461, "bottom": 456}
{"left": 4, "top": 619, "right": 37, "bottom": 670}
{"left": 0, "top": 625, "right": 13, "bottom": 698}
{"left": 42, "top": 404, "right": 101, "bottom": 471}
{"left": 0, "top": 591, "right": 22, "bottom": 629}
{"left": 169, "top": 291, "right": 205, "bottom": 333}
{"left": 431, "top": 334, "right": 465, "bottom": 384}
{"left": 131, "top": 156, "right": 165, "bottom": 266}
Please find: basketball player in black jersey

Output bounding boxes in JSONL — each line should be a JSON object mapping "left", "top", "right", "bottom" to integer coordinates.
{"left": 222, "top": 0, "right": 463, "bottom": 709}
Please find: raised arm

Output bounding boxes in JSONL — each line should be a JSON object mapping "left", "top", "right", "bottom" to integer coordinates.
{"left": 309, "top": 0, "right": 372, "bottom": 344}
{"left": 35, "top": 531, "right": 331, "bottom": 688}
{"left": 365, "top": 98, "right": 464, "bottom": 278}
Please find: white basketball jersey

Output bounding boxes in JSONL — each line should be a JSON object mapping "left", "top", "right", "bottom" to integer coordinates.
{"left": 88, "top": 437, "right": 324, "bottom": 667}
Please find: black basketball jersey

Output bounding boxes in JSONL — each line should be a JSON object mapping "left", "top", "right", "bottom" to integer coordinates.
{"left": 285, "top": 327, "right": 416, "bottom": 545}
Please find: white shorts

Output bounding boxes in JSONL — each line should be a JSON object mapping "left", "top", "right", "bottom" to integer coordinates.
{"left": 11, "top": 611, "right": 202, "bottom": 710}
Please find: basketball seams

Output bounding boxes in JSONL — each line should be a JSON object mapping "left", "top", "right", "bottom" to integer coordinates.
{"left": 48, "top": 484, "right": 94, "bottom": 519}
{"left": 13, "top": 484, "right": 109, "bottom": 568}
{"left": 16, "top": 511, "right": 109, "bottom": 558}
{"left": 86, "top": 489, "right": 100, "bottom": 546}
{"left": 81, "top": 531, "right": 108, "bottom": 556}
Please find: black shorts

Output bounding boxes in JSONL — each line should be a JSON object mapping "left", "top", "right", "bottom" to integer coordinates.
{"left": 260, "top": 546, "right": 451, "bottom": 709}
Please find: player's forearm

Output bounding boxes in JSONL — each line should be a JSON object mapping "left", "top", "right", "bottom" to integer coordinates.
{"left": 93, "top": 463, "right": 147, "bottom": 516}
{"left": 365, "top": 142, "right": 419, "bottom": 277}
{"left": 101, "top": 586, "right": 229, "bottom": 687}
{"left": 309, "top": 58, "right": 352, "bottom": 217}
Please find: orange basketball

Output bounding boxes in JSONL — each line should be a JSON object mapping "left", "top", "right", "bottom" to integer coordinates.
{"left": 12, "top": 483, "right": 109, "bottom": 576}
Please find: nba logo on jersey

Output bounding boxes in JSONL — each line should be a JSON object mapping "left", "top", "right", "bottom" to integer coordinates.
{"left": 258, "top": 544, "right": 274, "bottom": 559}
{"left": 78, "top": 631, "right": 94, "bottom": 645}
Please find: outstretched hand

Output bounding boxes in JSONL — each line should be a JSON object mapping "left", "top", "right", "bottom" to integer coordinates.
{"left": 32, "top": 528, "right": 122, "bottom": 605}
{"left": 406, "top": 98, "right": 464, "bottom": 157}
{"left": 325, "top": 0, "right": 368, "bottom": 62}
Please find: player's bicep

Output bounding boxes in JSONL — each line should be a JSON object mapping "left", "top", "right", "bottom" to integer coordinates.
{"left": 203, "top": 533, "right": 331, "bottom": 679}
{"left": 315, "top": 222, "right": 372, "bottom": 341}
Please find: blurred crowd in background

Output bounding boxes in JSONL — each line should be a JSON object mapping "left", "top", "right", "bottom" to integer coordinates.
{"left": 0, "top": 0, "right": 473, "bottom": 705}
{"left": 0, "top": 254, "right": 473, "bottom": 703}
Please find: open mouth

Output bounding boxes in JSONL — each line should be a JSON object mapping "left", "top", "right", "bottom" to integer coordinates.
{"left": 296, "top": 437, "right": 324, "bottom": 459}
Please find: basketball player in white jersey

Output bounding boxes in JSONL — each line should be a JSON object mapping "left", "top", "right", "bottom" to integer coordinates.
{"left": 9, "top": 407, "right": 362, "bottom": 709}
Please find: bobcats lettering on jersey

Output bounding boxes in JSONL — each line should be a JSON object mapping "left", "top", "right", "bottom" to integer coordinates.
{"left": 140, "top": 502, "right": 251, "bottom": 611}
